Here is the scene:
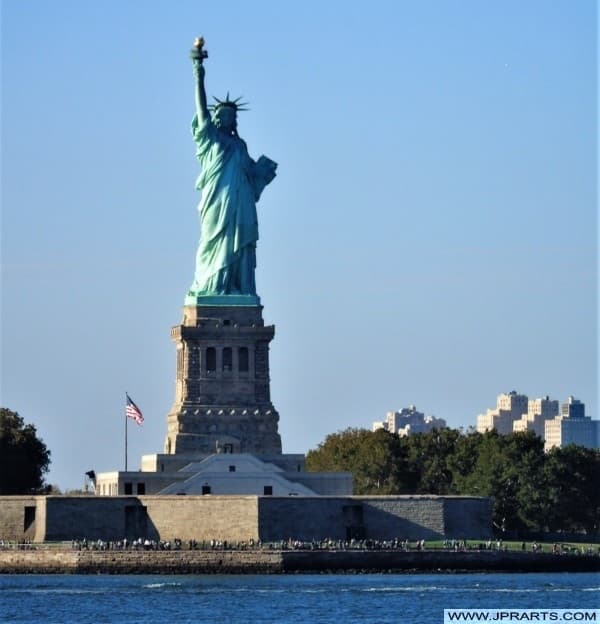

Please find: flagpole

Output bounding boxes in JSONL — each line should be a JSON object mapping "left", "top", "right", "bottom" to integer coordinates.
{"left": 124, "top": 393, "right": 143, "bottom": 471}
{"left": 125, "top": 393, "right": 128, "bottom": 472}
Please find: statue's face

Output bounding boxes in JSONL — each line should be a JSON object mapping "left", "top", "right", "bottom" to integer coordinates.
{"left": 214, "top": 107, "right": 237, "bottom": 133}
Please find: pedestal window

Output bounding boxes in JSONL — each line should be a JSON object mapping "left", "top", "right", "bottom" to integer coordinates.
{"left": 239, "top": 347, "right": 249, "bottom": 373}
{"left": 206, "top": 347, "right": 216, "bottom": 373}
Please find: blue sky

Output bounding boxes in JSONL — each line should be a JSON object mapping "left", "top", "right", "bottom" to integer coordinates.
{"left": 1, "top": 0, "right": 597, "bottom": 490}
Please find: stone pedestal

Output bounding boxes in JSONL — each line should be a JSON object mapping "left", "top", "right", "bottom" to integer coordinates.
{"left": 164, "top": 305, "right": 282, "bottom": 455}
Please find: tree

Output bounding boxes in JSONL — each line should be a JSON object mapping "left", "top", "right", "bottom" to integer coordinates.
{"left": 306, "top": 428, "right": 408, "bottom": 494}
{"left": 307, "top": 426, "right": 599, "bottom": 535}
{"left": 453, "top": 430, "right": 547, "bottom": 532}
{"left": 543, "top": 445, "right": 600, "bottom": 533}
{"left": 448, "top": 430, "right": 484, "bottom": 489}
{"left": 402, "top": 428, "right": 462, "bottom": 494}
{"left": 0, "top": 408, "right": 51, "bottom": 494}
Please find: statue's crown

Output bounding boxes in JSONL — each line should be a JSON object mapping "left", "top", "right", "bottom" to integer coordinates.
{"left": 209, "top": 93, "right": 249, "bottom": 113}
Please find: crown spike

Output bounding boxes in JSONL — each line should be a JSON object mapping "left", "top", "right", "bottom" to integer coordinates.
{"left": 209, "top": 93, "right": 250, "bottom": 113}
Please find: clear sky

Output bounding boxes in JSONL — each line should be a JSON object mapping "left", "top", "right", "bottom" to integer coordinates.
{"left": 1, "top": 1, "right": 597, "bottom": 490}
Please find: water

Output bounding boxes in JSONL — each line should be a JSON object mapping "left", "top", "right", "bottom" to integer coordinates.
{"left": 0, "top": 573, "right": 597, "bottom": 624}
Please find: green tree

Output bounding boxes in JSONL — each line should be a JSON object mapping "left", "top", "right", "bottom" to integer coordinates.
{"left": 0, "top": 408, "right": 51, "bottom": 494}
{"left": 449, "top": 430, "right": 484, "bottom": 489}
{"left": 543, "top": 445, "right": 600, "bottom": 533}
{"left": 402, "top": 428, "right": 462, "bottom": 494}
{"left": 307, "top": 425, "right": 599, "bottom": 535}
{"left": 306, "top": 428, "right": 407, "bottom": 494}
{"left": 452, "top": 430, "right": 547, "bottom": 532}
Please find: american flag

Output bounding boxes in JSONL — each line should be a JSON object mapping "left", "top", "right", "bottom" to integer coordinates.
{"left": 125, "top": 393, "right": 144, "bottom": 425}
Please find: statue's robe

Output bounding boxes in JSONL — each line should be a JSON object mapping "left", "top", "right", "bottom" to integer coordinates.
{"left": 189, "top": 114, "right": 270, "bottom": 296}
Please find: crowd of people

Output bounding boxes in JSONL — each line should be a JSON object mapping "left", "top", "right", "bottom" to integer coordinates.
{"left": 1, "top": 537, "right": 596, "bottom": 555}
{"left": 70, "top": 538, "right": 184, "bottom": 551}
{"left": 59, "top": 537, "right": 598, "bottom": 555}
{"left": 0, "top": 539, "right": 35, "bottom": 550}
{"left": 66, "top": 537, "right": 443, "bottom": 552}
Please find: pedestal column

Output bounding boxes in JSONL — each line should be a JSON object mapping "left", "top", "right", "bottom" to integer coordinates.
{"left": 165, "top": 305, "right": 282, "bottom": 456}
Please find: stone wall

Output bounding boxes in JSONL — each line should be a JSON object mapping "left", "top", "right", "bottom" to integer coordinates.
{"left": 257, "top": 496, "right": 492, "bottom": 542}
{"left": 362, "top": 497, "right": 446, "bottom": 539}
{"left": 41, "top": 496, "right": 260, "bottom": 542}
{"left": 0, "top": 495, "right": 491, "bottom": 543}
{"left": 141, "top": 496, "right": 259, "bottom": 542}
{"left": 165, "top": 304, "right": 282, "bottom": 456}
{"left": 0, "top": 496, "right": 259, "bottom": 542}
{"left": 0, "top": 549, "right": 283, "bottom": 574}
{"left": 444, "top": 497, "right": 493, "bottom": 538}
{"left": 0, "top": 496, "right": 39, "bottom": 541}
{"left": 0, "top": 549, "right": 596, "bottom": 574}
{"left": 258, "top": 497, "right": 349, "bottom": 541}
{"left": 44, "top": 497, "right": 133, "bottom": 541}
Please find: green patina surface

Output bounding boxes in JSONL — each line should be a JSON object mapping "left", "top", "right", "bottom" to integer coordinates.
{"left": 184, "top": 293, "right": 261, "bottom": 307}
{"left": 186, "top": 39, "right": 276, "bottom": 304}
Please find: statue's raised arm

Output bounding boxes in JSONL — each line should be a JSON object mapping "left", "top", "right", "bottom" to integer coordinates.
{"left": 191, "top": 38, "right": 209, "bottom": 125}
{"left": 186, "top": 37, "right": 278, "bottom": 306}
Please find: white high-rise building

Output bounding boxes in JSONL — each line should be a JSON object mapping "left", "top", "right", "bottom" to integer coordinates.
{"left": 373, "top": 405, "right": 446, "bottom": 437}
{"left": 544, "top": 396, "right": 600, "bottom": 451}
{"left": 476, "top": 391, "right": 528, "bottom": 435}
{"left": 513, "top": 396, "right": 559, "bottom": 438}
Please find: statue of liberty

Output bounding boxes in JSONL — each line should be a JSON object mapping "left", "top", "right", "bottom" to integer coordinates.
{"left": 186, "top": 38, "right": 277, "bottom": 305}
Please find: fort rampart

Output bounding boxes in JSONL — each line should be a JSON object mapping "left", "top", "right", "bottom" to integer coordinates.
{"left": 0, "top": 495, "right": 492, "bottom": 543}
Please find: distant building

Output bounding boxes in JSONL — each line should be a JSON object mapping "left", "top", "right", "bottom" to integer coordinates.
{"left": 373, "top": 405, "right": 447, "bottom": 437}
{"left": 560, "top": 395, "right": 586, "bottom": 419}
{"left": 513, "top": 396, "right": 559, "bottom": 438}
{"left": 476, "top": 391, "right": 528, "bottom": 435}
{"left": 544, "top": 396, "right": 600, "bottom": 452}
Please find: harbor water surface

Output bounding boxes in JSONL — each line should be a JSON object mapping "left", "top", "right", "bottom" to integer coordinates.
{"left": 1, "top": 572, "right": 598, "bottom": 623}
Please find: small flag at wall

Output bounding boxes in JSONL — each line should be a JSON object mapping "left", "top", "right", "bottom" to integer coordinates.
{"left": 125, "top": 393, "right": 144, "bottom": 425}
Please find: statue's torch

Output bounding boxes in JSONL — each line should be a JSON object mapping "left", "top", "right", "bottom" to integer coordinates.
{"left": 190, "top": 37, "right": 208, "bottom": 63}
